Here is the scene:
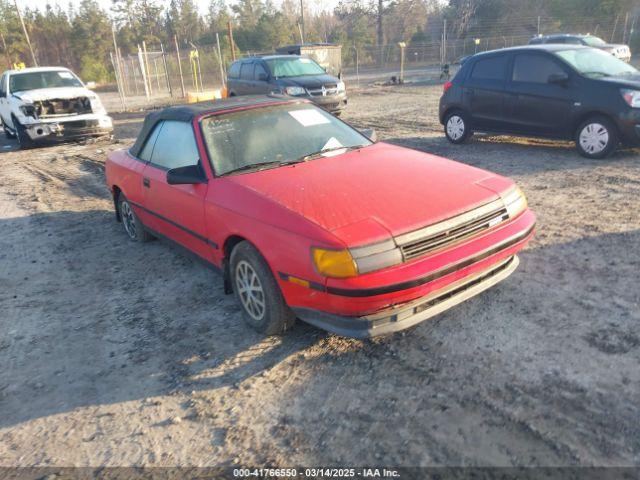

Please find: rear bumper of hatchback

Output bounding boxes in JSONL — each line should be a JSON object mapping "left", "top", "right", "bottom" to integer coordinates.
{"left": 293, "top": 255, "right": 519, "bottom": 338}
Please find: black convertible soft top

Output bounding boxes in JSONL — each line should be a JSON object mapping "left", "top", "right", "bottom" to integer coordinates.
{"left": 129, "top": 94, "right": 304, "bottom": 157}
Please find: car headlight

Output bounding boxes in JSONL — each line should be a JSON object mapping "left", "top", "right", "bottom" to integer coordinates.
{"left": 502, "top": 186, "right": 528, "bottom": 218}
{"left": 312, "top": 247, "right": 358, "bottom": 278}
{"left": 337, "top": 80, "right": 346, "bottom": 93}
{"left": 621, "top": 89, "right": 640, "bottom": 108}
{"left": 312, "top": 239, "right": 404, "bottom": 278}
{"left": 89, "top": 95, "right": 107, "bottom": 114}
{"left": 284, "top": 86, "right": 306, "bottom": 96}
{"left": 20, "top": 104, "right": 37, "bottom": 117}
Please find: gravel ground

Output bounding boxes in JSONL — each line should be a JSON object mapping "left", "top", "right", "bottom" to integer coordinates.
{"left": 0, "top": 85, "right": 639, "bottom": 469}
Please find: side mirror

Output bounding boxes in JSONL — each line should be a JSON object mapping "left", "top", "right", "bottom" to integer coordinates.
{"left": 257, "top": 73, "right": 268, "bottom": 81}
{"left": 548, "top": 72, "right": 569, "bottom": 85}
{"left": 167, "top": 164, "right": 207, "bottom": 185}
{"left": 362, "top": 128, "right": 377, "bottom": 142}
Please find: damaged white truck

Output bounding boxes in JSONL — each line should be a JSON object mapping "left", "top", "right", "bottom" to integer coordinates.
{"left": 0, "top": 67, "right": 113, "bottom": 148}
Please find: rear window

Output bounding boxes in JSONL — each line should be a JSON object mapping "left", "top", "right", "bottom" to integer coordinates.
{"left": 470, "top": 55, "right": 508, "bottom": 81}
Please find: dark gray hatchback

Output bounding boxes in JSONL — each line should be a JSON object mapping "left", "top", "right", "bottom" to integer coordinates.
{"left": 226, "top": 55, "right": 347, "bottom": 114}
{"left": 439, "top": 44, "right": 640, "bottom": 158}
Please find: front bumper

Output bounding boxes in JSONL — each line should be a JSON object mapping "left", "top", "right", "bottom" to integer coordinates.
{"left": 293, "top": 255, "right": 519, "bottom": 338}
{"left": 24, "top": 115, "right": 113, "bottom": 141}
{"left": 309, "top": 93, "right": 347, "bottom": 112}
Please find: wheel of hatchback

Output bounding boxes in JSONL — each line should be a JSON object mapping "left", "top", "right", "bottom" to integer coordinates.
{"left": 444, "top": 110, "right": 472, "bottom": 144}
{"left": 575, "top": 116, "right": 618, "bottom": 159}
{"left": 230, "top": 241, "right": 296, "bottom": 335}
{"left": 117, "top": 193, "right": 153, "bottom": 242}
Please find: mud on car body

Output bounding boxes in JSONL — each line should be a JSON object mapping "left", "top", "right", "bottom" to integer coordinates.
{"left": 105, "top": 95, "right": 535, "bottom": 338}
{"left": 0, "top": 67, "right": 113, "bottom": 147}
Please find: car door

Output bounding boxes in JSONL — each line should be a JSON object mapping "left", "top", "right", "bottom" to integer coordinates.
{"left": 120, "top": 122, "right": 162, "bottom": 228}
{"left": 141, "top": 120, "right": 213, "bottom": 261}
{"left": 464, "top": 53, "right": 511, "bottom": 131}
{"left": 237, "top": 62, "right": 255, "bottom": 95}
{"left": 504, "top": 52, "right": 574, "bottom": 137}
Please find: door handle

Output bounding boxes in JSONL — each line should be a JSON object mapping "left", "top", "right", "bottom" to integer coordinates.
{"left": 464, "top": 88, "right": 474, "bottom": 96}
{"left": 143, "top": 177, "right": 150, "bottom": 188}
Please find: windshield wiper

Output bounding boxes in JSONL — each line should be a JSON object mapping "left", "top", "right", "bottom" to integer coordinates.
{"left": 221, "top": 159, "right": 306, "bottom": 176}
{"left": 582, "top": 71, "right": 611, "bottom": 77}
{"left": 299, "top": 145, "right": 365, "bottom": 162}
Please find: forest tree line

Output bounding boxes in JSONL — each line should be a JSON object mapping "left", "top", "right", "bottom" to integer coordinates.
{"left": 0, "top": 0, "right": 638, "bottom": 83}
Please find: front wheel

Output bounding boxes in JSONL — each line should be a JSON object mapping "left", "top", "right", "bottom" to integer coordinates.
{"left": 230, "top": 241, "right": 296, "bottom": 336}
{"left": 3, "top": 122, "right": 16, "bottom": 139}
{"left": 575, "top": 116, "right": 618, "bottom": 159}
{"left": 444, "top": 110, "right": 472, "bottom": 144}
{"left": 12, "top": 116, "right": 33, "bottom": 149}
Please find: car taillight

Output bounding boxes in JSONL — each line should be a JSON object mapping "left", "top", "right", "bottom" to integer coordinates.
{"left": 443, "top": 81, "right": 453, "bottom": 93}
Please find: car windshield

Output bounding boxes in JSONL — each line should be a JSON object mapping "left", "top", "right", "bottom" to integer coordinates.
{"left": 555, "top": 48, "right": 636, "bottom": 77}
{"left": 582, "top": 36, "right": 606, "bottom": 47}
{"left": 201, "top": 103, "right": 372, "bottom": 176}
{"left": 265, "top": 57, "right": 325, "bottom": 78}
{"left": 9, "top": 70, "right": 83, "bottom": 93}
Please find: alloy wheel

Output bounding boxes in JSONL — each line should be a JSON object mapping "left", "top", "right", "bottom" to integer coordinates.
{"left": 121, "top": 200, "right": 137, "bottom": 239}
{"left": 579, "top": 123, "right": 609, "bottom": 155}
{"left": 235, "top": 260, "right": 266, "bottom": 321}
{"left": 446, "top": 115, "right": 465, "bottom": 141}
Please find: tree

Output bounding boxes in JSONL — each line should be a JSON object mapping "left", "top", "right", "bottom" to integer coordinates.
{"left": 70, "top": 0, "right": 113, "bottom": 81}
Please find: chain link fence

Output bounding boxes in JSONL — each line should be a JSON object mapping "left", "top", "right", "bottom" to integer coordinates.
{"left": 109, "top": 12, "right": 638, "bottom": 111}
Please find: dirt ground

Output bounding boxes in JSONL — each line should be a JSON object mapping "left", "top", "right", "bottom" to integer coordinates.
{"left": 0, "top": 85, "right": 639, "bottom": 469}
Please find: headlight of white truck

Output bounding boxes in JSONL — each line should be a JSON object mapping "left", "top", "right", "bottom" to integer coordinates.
{"left": 88, "top": 95, "right": 107, "bottom": 115}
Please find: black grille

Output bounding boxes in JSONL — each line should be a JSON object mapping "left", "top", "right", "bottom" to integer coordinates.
{"left": 401, "top": 207, "right": 509, "bottom": 261}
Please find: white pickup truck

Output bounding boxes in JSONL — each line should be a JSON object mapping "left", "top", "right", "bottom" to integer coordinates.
{"left": 0, "top": 67, "right": 113, "bottom": 148}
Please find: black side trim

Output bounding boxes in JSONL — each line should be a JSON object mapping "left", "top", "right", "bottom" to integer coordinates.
{"left": 278, "top": 224, "right": 534, "bottom": 298}
{"left": 277, "top": 272, "right": 325, "bottom": 291}
{"left": 144, "top": 226, "right": 222, "bottom": 275}
{"left": 129, "top": 201, "right": 219, "bottom": 249}
{"left": 326, "top": 225, "right": 534, "bottom": 297}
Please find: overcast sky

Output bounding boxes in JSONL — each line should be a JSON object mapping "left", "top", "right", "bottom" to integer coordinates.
{"left": 18, "top": 0, "right": 340, "bottom": 16}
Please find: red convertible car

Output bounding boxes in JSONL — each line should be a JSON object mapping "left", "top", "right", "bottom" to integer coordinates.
{"left": 105, "top": 95, "right": 535, "bottom": 338}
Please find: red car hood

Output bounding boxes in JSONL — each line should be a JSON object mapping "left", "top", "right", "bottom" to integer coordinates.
{"left": 227, "top": 143, "right": 511, "bottom": 246}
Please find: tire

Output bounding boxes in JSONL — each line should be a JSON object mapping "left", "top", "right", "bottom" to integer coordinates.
{"left": 12, "top": 116, "right": 33, "bottom": 149}
{"left": 444, "top": 110, "right": 472, "bottom": 144}
{"left": 3, "top": 122, "right": 16, "bottom": 139}
{"left": 575, "top": 116, "right": 618, "bottom": 159}
{"left": 117, "top": 193, "right": 153, "bottom": 243}
{"left": 230, "top": 241, "right": 296, "bottom": 335}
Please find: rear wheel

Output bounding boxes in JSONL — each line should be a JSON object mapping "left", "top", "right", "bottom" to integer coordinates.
{"left": 444, "top": 110, "right": 472, "bottom": 144}
{"left": 117, "top": 193, "right": 153, "bottom": 243}
{"left": 230, "top": 241, "right": 295, "bottom": 335}
{"left": 575, "top": 116, "right": 618, "bottom": 159}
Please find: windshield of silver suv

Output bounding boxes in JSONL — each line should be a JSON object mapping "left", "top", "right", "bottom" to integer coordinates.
{"left": 555, "top": 48, "right": 637, "bottom": 77}
{"left": 9, "top": 70, "right": 83, "bottom": 93}
{"left": 265, "top": 57, "right": 326, "bottom": 78}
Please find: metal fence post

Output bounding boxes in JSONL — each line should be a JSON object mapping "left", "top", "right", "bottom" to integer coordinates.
{"left": 137, "top": 45, "right": 150, "bottom": 101}
{"left": 174, "top": 35, "right": 186, "bottom": 98}
{"left": 160, "top": 43, "right": 173, "bottom": 97}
